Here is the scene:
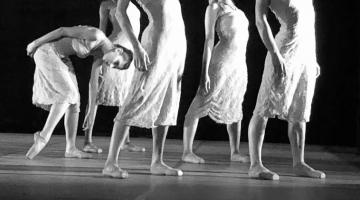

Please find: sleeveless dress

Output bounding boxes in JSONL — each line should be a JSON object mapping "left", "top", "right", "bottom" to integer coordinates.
{"left": 186, "top": 5, "right": 249, "bottom": 124}
{"left": 253, "top": 0, "right": 319, "bottom": 122}
{"left": 96, "top": 3, "right": 139, "bottom": 106}
{"left": 32, "top": 38, "right": 97, "bottom": 112}
{"left": 115, "top": 0, "right": 187, "bottom": 128}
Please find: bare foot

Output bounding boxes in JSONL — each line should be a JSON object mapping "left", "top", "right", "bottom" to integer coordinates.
{"left": 25, "top": 132, "right": 47, "bottom": 160}
{"left": 150, "top": 162, "right": 183, "bottom": 176}
{"left": 102, "top": 164, "right": 129, "bottom": 179}
{"left": 230, "top": 153, "right": 250, "bottom": 163}
{"left": 248, "top": 164, "right": 280, "bottom": 180}
{"left": 293, "top": 162, "right": 326, "bottom": 179}
{"left": 120, "top": 142, "right": 146, "bottom": 152}
{"left": 65, "top": 148, "right": 92, "bottom": 159}
{"left": 83, "top": 143, "right": 103, "bottom": 154}
{"left": 182, "top": 152, "right": 205, "bottom": 164}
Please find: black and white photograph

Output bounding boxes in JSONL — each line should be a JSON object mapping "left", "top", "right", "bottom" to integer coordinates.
{"left": 0, "top": 0, "right": 359, "bottom": 199}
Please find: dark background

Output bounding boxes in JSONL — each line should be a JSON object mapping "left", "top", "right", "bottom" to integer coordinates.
{"left": 0, "top": 0, "right": 359, "bottom": 147}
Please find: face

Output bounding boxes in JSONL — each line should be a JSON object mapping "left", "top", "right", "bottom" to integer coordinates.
{"left": 102, "top": 48, "right": 130, "bottom": 70}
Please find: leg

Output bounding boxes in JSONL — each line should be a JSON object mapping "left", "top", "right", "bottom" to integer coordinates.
{"left": 82, "top": 104, "right": 103, "bottom": 153}
{"left": 120, "top": 132, "right": 146, "bottom": 152}
{"left": 226, "top": 122, "right": 249, "bottom": 162}
{"left": 103, "top": 121, "right": 130, "bottom": 178}
{"left": 288, "top": 121, "right": 325, "bottom": 178}
{"left": 248, "top": 115, "right": 279, "bottom": 180}
{"left": 64, "top": 105, "right": 92, "bottom": 159}
{"left": 150, "top": 126, "right": 183, "bottom": 176}
{"left": 182, "top": 98, "right": 205, "bottom": 163}
{"left": 26, "top": 103, "right": 70, "bottom": 159}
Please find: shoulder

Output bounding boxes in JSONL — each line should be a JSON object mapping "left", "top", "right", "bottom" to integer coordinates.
{"left": 206, "top": 3, "right": 221, "bottom": 18}
{"left": 207, "top": 3, "right": 221, "bottom": 16}
{"left": 78, "top": 26, "right": 106, "bottom": 41}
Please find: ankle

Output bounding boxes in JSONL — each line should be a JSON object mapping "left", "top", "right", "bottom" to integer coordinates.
{"left": 293, "top": 161, "right": 305, "bottom": 167}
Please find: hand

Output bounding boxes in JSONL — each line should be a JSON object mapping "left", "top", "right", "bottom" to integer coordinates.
{"left": 271, "top": 52, "right": 286, "bottom": 83}
{"left": 26, "top": 41, "right": 38, "bottom": 57}
{"left": 133, "top": 45, "right": 150, "bottom": 72}
{"left": 200, "top": 74, "right": 211, "bottom": 95}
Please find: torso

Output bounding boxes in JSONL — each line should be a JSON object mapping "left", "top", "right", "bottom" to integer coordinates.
{"left": 137, "top": 0, "right": 184, "bottom": 29}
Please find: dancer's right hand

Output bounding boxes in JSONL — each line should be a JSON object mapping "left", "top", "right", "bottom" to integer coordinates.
{"left": 134, "top": 45, "right": 150, "bottom": 72}
{"left": 271, "top": 52, "right": 286, "bottom": 82}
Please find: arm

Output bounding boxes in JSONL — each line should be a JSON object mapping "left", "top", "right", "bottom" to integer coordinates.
{"left": 115, "top": 0, "right": 149, "bottom": 71}
{"left": 99, "top": 2, "right": 110, "bottom": 33}
{"left": 201, "top": 4, "right": 219, "bottom": 94}
{"left": 255, "top": 0, "right": 286, "bottom": 77}
{"left": 83, "top": 58, "right": 102, "bottom": 131}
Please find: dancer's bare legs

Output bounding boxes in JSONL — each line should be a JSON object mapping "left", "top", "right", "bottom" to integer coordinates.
{"left": 227, "top": 122, "right": 249, "bottom": 162}
{"left": 26, "top": 103, "right": 91, "bottom": 159}
{"left": 288, "top": 122, "right": 325, "bottom": 178}
{"left": 26, "top": 103, "right": 69, "bottom": 159}
{"left": 248, "top": 115, "right": 280, "bottom": 180}
{"left": 64, "top": 105, "right": 92, "bottom": 158}
{"left": 182, "top": 100, "right": 205, "bottom": 164}
{"left": 150, "top": 126, "right": 183, "bottom": 176}
{"left": 103, "top": 121, "right": 130, "bottom": 178}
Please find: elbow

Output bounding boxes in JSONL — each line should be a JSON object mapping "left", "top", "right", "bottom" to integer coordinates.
{"left": 57, "top": 27, "right": 65, "bottom": 37}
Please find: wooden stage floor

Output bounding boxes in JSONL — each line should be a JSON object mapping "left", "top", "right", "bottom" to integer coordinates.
{"left": 0, "top": 133, "right": 360, "bottom": 200}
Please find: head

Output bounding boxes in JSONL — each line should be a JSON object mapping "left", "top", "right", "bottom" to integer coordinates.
{"left": 102, "top": 44, "right": 133, "bottom": 70}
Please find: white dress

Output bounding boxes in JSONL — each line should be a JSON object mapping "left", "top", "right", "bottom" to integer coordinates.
{"left": 253, "top": 0, "right": 319, "bottom": 122}
{"left": 115, "top": 0, "right": 187, "bottom": 128}
{"left": 186, "top": 6, "right": 249, "bottom": 124}
{"left": 32, "top": 38, "right": 98, "bottom": 112}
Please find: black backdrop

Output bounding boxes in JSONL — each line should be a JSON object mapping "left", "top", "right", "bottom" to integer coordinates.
{"left": 0, "top": 0, "right": 359, "bottom": 146}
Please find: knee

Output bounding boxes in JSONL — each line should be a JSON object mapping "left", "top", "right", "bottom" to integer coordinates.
{"left": 250, "top": 114, "right": 268, "bottom": 130}
{"left": 288, "top": 121, "right": 306, "bottom": 133}
{"left": 68, "top": 103, "right": 80, "bottom": 114}
{"left": 184, "top": 111, "right": 196, "bottom": 126}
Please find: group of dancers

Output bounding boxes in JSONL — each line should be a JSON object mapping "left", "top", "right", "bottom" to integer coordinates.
{"left": 25, "top": 0, "right": 325, "bottom": 180}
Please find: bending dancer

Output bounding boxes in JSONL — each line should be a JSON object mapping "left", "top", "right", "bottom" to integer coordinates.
{"left": 248, "top": 0, "right": 325, "bottom": 180}
{"left": 102, "top": 0, "right": 187, "bottom": 178}
{"left": 182, "top": 0, "right": 249, "bottom": 164}
{"left": 26, "top": 25, "right": 133, "bottom": 159}
{"left": 82, "top": 0, "right": 145, "bottom": 153}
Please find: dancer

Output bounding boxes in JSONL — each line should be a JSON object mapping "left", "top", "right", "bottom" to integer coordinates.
{"left": 248, "top": 0, "right": 325, "bottom": 180}
{"left": 182, "top": 0, "right": 249, "bottom": 164}
{"left": 102, "top": 0, "right": 187, "bottom": 178}
{"left": 26, "top": 25, "right": 133, "bottom": 159}
{"left": 82, "top": 0, "right": 145, "bottom": 153}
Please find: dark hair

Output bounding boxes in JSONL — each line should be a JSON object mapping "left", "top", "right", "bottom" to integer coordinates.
{"left": 114, "top": 44, "right": 133, "bottom": 70}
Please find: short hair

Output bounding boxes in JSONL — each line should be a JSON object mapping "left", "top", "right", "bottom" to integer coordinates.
{"left": 114, "top": 44, "right": 133, "bottom": 70}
